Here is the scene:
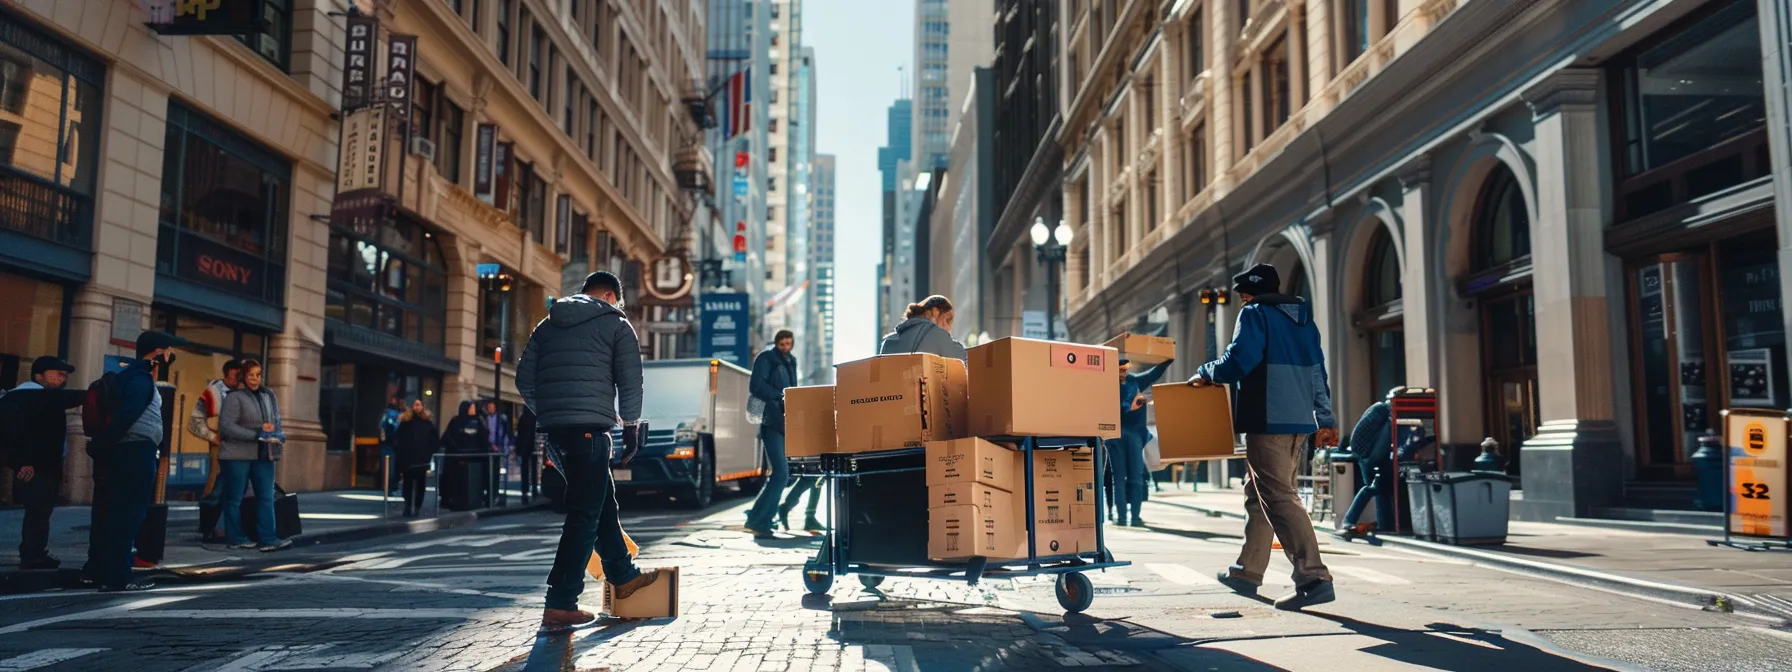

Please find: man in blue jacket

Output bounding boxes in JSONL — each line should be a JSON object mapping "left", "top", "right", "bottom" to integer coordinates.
{"left": 1110, "top": 357, "right": 1172, "bottom": 527}
{"left": 84, "top": 331, "right": 187, "bottom": 592}
{"left": 744, "top": 330, "right": 797, "bottom": 538}
{"left": 1189, "top": 263, "right": 1338, "bottom": 611}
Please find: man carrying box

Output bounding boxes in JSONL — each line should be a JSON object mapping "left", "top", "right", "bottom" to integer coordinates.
{"left": 1188, "top": 263, "right": 1338, "bottom": 611}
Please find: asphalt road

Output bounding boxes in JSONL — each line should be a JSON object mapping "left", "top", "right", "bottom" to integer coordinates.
{"left": 1, "top": 489, "right": 1787, "bottom": 672}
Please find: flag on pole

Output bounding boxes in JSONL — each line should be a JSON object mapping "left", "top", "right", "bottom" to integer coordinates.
{"left": 724, "top": 71, "right": 751, "bottom": 139}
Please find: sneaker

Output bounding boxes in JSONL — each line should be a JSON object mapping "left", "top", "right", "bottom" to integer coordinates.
{"left": 1215, "top": 569, "right": 1262, "bottom": 597}
{"left": 230, "top": 542, "right": 259, "bottom": 550}
{"left": 259, "top": 539, "right": 294, "bottom": 553}
{"left": 609, "top": 570, "right": 661, "bottom": 600}
{"left": 803, "top": 517, "right": 826, "bottom": 533}
{"left": 1274, "top": 580, "right": 1336, "bottom": 611}
{"left": 98, "top": 580, "right": 155, "bottom": 593}
{"left": 541, "top": 608, "right": 597, "bottom": 629}
{"left": 18, "top": 556, "right": 60, "bottom": 571}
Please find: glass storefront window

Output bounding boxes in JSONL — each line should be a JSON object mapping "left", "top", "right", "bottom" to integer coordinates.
{"left": 1618, "top": 0, "right": 1763, "bottom": 176}
{"left": 148, "top": 308, "right": 271, "bottom": 362}
{"left": 1718, "top": 230, "right": 1788, "bottom": 410}
{"left": 1365, "top": 228, "right": 1401, "bottom": 307}
{"left": 1475, "top": 166, "right": 1530, "bottom": 270}
{"left": 0, "top": 271, "right": 66, "bottom": 388}
{"left": 156, "top": 102, "right": 290, "bottom": 307}
{"left": 480, "top": 274, "right": 535, "bottom": 361}
{"left": 325, "top": 220, "right": 448, "bottom": 353}
{"left": 0, "top": 13, "right": 104, "bottom": 250}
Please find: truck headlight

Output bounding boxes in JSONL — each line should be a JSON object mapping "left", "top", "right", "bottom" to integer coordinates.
{"left": 668, "top": 446, "right": 696, "bottom": 459}
{"left": 674, "top": 423, "right": 698, "bottom": 443}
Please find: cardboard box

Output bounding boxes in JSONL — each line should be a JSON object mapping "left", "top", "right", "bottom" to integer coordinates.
{"left": 602, "top": 567, "right": 679, "bottom": 619}
{"left": 928, "top": 481, "right": 1018, "bottom": 511}
{"left": 1104, "top": 332, "right": 1177, "bottom": 366}
{"left": 1151, "top": 383, "right": 1239, "bottom": 461}
{"left": 784, "top": 385, "right": 837, "bottom": 458}
{"left": 924, "top": 438, "right": 1021, "bottom": 492}
{"left": 1032, "top": 449, "right": 1096, "bottom": 528}
{"left": 968, "top": 338, "right": 1121, "bottom": 439}
{"left": 834, "top": 354, "right": 969, "bottom": 453}
{"left": 928, "top": 496, "right": 1024, "bottom": 561}
{"left": 1032, "top": 520, "right": 1098, "bottom": 557}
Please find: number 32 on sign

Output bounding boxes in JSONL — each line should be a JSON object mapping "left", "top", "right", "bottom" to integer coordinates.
{"left": 1725, "top": 412, "right": 1788, "bottom": 539}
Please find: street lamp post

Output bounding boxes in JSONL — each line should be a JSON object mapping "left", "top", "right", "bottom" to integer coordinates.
{"left": 1030, "top": 217, "right": 1073, "bottom": 341}
{"left": 477, "top": 265, "right": 512, "bottom": 399}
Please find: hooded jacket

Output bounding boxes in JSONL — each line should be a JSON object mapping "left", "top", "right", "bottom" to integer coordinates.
{"left": 394, "top": 408, "right": 440, "bottom": 469}
{"left": 878, "top": 317, "right": 968, "bottom": 360}
{"left": 515, "top": 294, "right": 645, "bottom": 430}
{"left": 0, "top": 381, "right": 86, "bottom": 471}
{"left": 441, "top": 401, "right": 491, "bottom": 454}
{"left": 749, "top": 346, "right": 798, "bottom": 434}
{"left": 1195, "top": 294, "right": 1336, "bottom": 435}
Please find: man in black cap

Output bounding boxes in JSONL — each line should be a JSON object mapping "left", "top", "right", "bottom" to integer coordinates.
{"left": 83, "top": 330, "right": 186, "bottom": 592}
{"left": 0, "top": 356, "right": 86, "bottom": 569}
{"left": 1188, "top": 263, "right": 1339, "bottom": 611}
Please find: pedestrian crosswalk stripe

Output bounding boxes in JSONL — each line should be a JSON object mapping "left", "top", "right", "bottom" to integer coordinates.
{"left": 0, "top": 648, "right": 107, "bottom": 670}
{"left": 1332, "top": 565, "right": 1411, "bottom": 585}
{"left": 1146, "top": 563, "right": 1219, "bottom": 586}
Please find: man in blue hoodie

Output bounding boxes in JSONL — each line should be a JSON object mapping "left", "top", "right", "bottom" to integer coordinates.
{"left": 1189, "top": 263, "right": 1338, "bottom": 611}
{"left": 83, "top": 331, "right": 187, "bottom": 592}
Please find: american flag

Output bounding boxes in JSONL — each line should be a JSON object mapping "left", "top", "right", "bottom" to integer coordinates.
{"left": 723, "top": 71, "right": 751, "bottom": 139}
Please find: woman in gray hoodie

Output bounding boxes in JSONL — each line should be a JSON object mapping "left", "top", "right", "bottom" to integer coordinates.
{"left": 879, "top": 295, "right": 968, "bottom": 360}
{"left": 217, "top": 359, "right": 290, "bottom": 552}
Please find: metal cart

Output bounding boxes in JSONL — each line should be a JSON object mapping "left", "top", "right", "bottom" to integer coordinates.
{"left": 790, "top": 435, "right": 1130, "bottom": 614}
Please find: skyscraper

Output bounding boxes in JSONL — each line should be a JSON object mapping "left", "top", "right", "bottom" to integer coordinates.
{"left": 808, "top": 155, "right": 837, "bottom": 382}
{"left": 876, "top": 99, "right": 913, "bottom": 339}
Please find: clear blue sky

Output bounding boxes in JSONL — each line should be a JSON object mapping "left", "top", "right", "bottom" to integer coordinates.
{"left": 808, "top": 0, "right": 913, "bottom": 363}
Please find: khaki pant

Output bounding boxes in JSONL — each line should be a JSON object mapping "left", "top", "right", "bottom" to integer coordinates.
{"left": 1234, "top": 434, "right": 1332, "bottom": 585}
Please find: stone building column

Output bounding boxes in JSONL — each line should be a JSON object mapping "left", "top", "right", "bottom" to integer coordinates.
{"left": 1516, "top": 68, "right": 1624, "bottom": 520}
{"left": 1396, "top": 156, "right": 1434, "bottom": 388}
{"left": 1209, "top": 0, "right": 1236, "bottom": 193}
{"left": 1760, "top": 0, "right": 1792, "bottom": 381}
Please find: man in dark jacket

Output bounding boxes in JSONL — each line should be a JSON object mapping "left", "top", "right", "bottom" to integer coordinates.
{"left": 1109, "top": 357, "right": 1172, "bottom": 527}
{"left": 743, "top": 330, "right": 797, "bottom": 538}
{"left": 84, "top": 331, "right": 187, "bottom": 592}
{"left": 1189, "top": 264, "right": 1338, "bottom": 611}
{"left": 515, "top": 406, "right": 539, "bottom": 503}
{"left": 1, "top": 357, "right": 86, "bottom": 569}
{"left": 517, "top": 271, "right": 657, "bottom": 628}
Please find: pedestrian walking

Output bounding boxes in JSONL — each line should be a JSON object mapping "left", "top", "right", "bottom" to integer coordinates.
{"left": 217, "top": 359, "right": 291, "bottom": 553}
{"left": 393, "top": 399, "right": 439, "bottom": 517}
{"left": 515, "top": 406, "right": 540, "bottom": 503}
{"left": 84, "top": 330, "right": 188, "bottom": 592}
{"left": 1109, "top": 356, "right": 1172, "bottom": 527}
{"left": 744, "top": 329, "right": 798, "bottom": 539}
{"left": 879, "top": 295, "right": 968, "bottom": 360}
{"left": 515, "top": 271, "right": 658, "bottom": 628}
{"left": 0, "top": 357, "right": 86, "bottom": 570}
{"left": 186, "top": 359, "right": 243, "bottom": 543}
{"left": 379, "top": 397, "right": 403, "bottom": 492}
{"left": 1187, "top": 263, "right": 1339, "bottom": 611}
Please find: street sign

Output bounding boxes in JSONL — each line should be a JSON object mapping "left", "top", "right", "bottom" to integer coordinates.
{"left": 699, "top": 292, "right": 751, "bottom": 367}
{"left": 1722, "top": 409, "right": 1788, "bottom": 539}
{"left": 476, "top": 263, "right": 501, "bottom": 278}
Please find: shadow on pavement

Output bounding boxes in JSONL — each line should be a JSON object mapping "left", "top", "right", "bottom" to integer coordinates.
{"left": 1153, "top": 609, "right": 1616, "bottom": 671}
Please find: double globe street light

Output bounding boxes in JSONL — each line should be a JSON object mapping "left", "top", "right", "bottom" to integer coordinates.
{"left": 1030, "top": 217, "right": 1074, "bottom": 342}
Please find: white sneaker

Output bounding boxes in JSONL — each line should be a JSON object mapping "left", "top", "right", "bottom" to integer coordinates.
{"left": 258, "top": 539, "right": 293, "bottom": 553}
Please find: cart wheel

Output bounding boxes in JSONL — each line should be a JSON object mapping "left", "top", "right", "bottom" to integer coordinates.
{"left": 1055, "top": 572, "right": 1094, "bottom": 614}
{"left": 802, "top": 558, "right": 833, "bottom": 595}
{"left": 859, "top": 575, "right": 885, "bottom": 590}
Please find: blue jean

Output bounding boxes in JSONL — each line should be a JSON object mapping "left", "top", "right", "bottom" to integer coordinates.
{"left": 745, "top": 429, "right": 788, "bottom": 530}
{"left": 84, "top": 440, "right": 157, "bottom": 589}
{"left": 1343, "top": 462, "right": 1394, "bottom": 528}
{"left": 1106, "top": 436, "right": 1147, "bottom": 519}
{"left": 219, "top": 459, "right": 279, "bottom": 546}
{"left": 543, "top": 427, "right": 636, "bottom": 610}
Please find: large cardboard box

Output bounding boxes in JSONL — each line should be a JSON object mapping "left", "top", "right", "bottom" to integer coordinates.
{"left": 1151, "top": 384, "right": 1239, "bottom": 461}
{"left": 834, "top": 353, "right": 969, "bottom": 452}
{"left": 968, "top": 338, "right": 1121, "bottom": 439}
{"left": 1033, "top": 518, "right": 1098, "bottom": 556}
{"left": 784, "top": 385, "right": 837, "bottom": 458}
{"left": 1031, "top": 449, "right": 1096, "bottom": 528}
{"left": 928, "top": 481, "right": 1018, "bottom": 511}
{"left": 602, "top": 567, "right": 679, "bottom": 619}
{"left": 1103, "top": 332, "right": 1177, "bottom": 366}
{"left": 924, "top": 438, "right": 1021, "bottom": 492}
{"left": 928, "top": 497, "right": 1023, "bottom": 561}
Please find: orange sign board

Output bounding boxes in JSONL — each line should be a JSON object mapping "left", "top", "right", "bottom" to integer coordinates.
{"left": 1724, "top": 410, "right": 1788, "bottom": 539}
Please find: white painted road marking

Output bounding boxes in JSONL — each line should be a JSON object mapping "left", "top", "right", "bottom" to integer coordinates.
{"left": 1147, "top": 563, "right": 1220, "bottom": 586}
{"left": 0, "top": 648, "right": 107, "bottom": 670}
{"left": 0, "top": 596, "right": 194, "bottom": 635}
{"left": 1332, "top": 565, "right": 1412, "bottom": 585}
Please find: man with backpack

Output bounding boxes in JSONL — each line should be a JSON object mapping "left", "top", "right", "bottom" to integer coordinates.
{"left": 82, "top": 330, "right": 188, "bottom": 592}
{"left": 1188, "top": 264, "right": 1339, "bottom": 611}
{"left": 0, "top": 357, "right": 87, "bottom": 570}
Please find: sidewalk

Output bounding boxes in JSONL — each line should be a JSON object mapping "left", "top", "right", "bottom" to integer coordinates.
{"left": 1148, "top": 488, "right": 1792, "bottom": 622}
{"left": 0, "top": 484, "right": 543, "bottom": 593}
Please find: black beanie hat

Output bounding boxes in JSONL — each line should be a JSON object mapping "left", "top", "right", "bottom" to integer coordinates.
{"left": 1232, "top": 263, "right": 1281, "bottom": 297}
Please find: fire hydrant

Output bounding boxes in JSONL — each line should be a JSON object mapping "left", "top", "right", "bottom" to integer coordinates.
{"left": 1690, "top": 429, "right": 1724, "bottom": 512}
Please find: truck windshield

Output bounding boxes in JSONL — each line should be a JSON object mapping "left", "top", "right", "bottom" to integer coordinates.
{"left": 633, "top": 364, "right": 709, "bottom": 425}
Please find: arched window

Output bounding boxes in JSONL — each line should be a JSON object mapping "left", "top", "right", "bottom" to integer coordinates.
{"left": 1286, "top": 259, "right": 1311, "bottom": 303}
{"left": 1365, "top": 227, "right": 1401, "bottom": 308}
{"left": 1474, "top": 165, "right": 1531, "bottom": 270}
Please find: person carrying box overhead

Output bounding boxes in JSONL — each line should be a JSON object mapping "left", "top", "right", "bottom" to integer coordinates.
{"left": 1187, "top": 263, "right": 1339, "bottom": 611}
{"left": 1110, "top": 357, "right": 1172, "bottom": 527}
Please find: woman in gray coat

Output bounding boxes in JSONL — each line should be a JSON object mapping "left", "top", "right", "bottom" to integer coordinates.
{"left": 217, "top": 359, "right": 291, "bottom": 552}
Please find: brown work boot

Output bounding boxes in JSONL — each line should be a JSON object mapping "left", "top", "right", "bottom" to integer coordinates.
{"left": 610, "top": 570, "right": 661, "bottom": 600}
{"left": 541, "top": 608, "right": 596, "bottom": 629}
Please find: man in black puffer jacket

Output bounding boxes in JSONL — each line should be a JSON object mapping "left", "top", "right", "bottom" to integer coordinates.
{"left": 517, "top": 271, "right": 657, "bottom": 628}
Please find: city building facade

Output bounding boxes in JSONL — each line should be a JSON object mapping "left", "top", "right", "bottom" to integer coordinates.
{"left": 875, "top": 99, "right": 912, "bottom": 340}
{"left": 986, "top": 0, "right": 1064, "bottom": 342}
{"left": 1058, "top": 0, "right": 1792, "bottom": 517}
{"left": 931, "top": 68, "right": 997, "bottom": 345}
{"left": 805, "top": 154, "right": 835, "bottom": 382}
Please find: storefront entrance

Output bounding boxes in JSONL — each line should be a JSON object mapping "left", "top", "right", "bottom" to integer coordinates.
{"left": 320, "top": 359, "right": 442, "bottom": 488}
{"left": 1480, "top": 288, "right": 1538, "bottom": 476}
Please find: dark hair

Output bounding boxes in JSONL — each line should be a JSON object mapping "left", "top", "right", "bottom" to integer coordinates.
{"left": 774, "top": 329, "right": 795, "bottom": 342}
{"left": 581, "top": 271, "right": 622, "bottom": 297}
{"left": 239, "top": 358, "right": 263, "bottom": 372}
{"left": 904, "top": 295, "right": 954, "bottom": 320}
{"left": 222, "top": 359, "right": 245, "bottom": 375}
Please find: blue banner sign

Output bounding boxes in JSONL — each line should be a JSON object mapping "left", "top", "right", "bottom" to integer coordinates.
{"left": 699, "top": 292, "right": 751, "bottom": 367}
